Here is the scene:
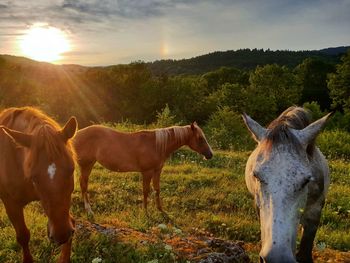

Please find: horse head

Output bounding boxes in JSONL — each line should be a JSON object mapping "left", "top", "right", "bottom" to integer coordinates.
{"left": 243, "top": 109, "right": 331, "bottom": 263}
{"left": 187, "top": 122, "right": 213, "bottom": 160}
{"left": 3, "top": 117, "right": 77, "bottom": 245}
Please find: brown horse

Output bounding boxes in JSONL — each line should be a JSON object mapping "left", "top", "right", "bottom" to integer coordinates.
{"left": 0, "top": 107, "right": 77, "bottom": 263}
{"left": 73, "top": 122, "right": 213, "bottom": 215}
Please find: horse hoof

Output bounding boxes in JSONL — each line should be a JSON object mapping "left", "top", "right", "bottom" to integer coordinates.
{"left": 296, "top": 254, "right": 313, "bottom": 263}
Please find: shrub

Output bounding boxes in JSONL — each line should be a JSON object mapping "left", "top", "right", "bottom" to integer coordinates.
{"left": 303, "top": 101, "right": 325, "bottom": 120}
{"left": 154, "top": 104, "right": 181, "bottom": 128}
{"left": 102, "top": 120, "right": 147, "bottom": 132}
{"left": 317, "top": 129, "right": 350, "bottom": 159}
{"left": 205, "top": 107, "right": 255, "bottom": 151}
{"left": 326, "top": 111, "right": 350, "bottom": 132}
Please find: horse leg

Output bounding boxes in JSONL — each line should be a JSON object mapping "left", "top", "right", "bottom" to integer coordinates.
{"left": 79, "top": 161, "right": 95, "bottom": 215}
{"left": 296, "top": 200, "right": 324, "bottom": 263}
{"left": 3, "top": 200, "right": 33, "bottom": 263}
{"left": 141, "top": 170, "right": 153, "bottom": 211}
{"left": 152, "top": 169, "right": 163, "bottom": 211}
{"left": 57, "top": 237, "right": 73, "bottom": 263}
{"left": 57, "top": 216, "right": 75, "bottom": 263}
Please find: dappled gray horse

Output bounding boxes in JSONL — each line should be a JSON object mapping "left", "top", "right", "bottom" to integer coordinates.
{"left": 242, "top": 107, "right": 331, "bottom": 263}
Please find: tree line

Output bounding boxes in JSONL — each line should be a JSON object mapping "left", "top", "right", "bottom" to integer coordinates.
{"left": 0, "top": 49, "right": 349, "bottom": 134}
{"left": 148, "top": 47, "right": 346, "bottom": 75}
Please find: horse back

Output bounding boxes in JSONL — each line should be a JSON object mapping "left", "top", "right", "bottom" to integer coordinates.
{"left": 73, "top": 125, "right": 161, "bottom": 171}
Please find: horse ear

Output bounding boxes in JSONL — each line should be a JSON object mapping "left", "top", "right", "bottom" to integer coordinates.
{"left": 291, "top": 112, "right": 333, "bottom": 146}
{"left": 191, "top": 122, "right": 197, "bottom": 131}
{"left": 242, "top": 113, "right": 267, "bottom": 142}
{"left": 1, "top": 127, "right": 32, "bottom": 148}
{"left": 61, "top": 117, "right": 78, "bottom": 141}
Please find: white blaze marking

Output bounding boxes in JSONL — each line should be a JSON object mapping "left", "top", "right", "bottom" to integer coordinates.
{"left": 48, "top": 163, "right": 56, "bottom": 180}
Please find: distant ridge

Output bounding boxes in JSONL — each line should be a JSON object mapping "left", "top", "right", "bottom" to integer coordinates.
{"left": 318, "top": 46, "right": 350, "bottom": 56}
{"left": 147, "top": 46, "right": 349, "bottom": 75}
{"left": 1, "top": 46, "right": 349, "bottom": 76}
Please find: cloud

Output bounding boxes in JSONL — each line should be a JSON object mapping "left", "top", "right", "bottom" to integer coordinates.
{"left": 0, "top": 1, "right": 205, "bottom": 29}
{"left": 61, "top": 0, "right": 166, "bottom": 19}
{"left": 0, "top": 0, "right": 349, "bottom": 65}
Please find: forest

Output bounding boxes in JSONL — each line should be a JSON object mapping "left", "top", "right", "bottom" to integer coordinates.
{"left": 0, "top": 48, "right": 350, "bottom": 152}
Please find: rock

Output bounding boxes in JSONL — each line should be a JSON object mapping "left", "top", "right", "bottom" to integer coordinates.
{"left": 199, "top": 252, "right": 230, "bottom": 263}
{"left": 197, "top": 248, "right": 212, "bottom": 255}
{"left": 198, "top": 238, "right": 251, "bottom": 263}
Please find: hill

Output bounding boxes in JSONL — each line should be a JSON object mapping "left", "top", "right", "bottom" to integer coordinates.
{"left": 147, "top": 47, "right": 349, "bottom": 75}
{"left": 318, "top": 46, "right": 350, "bottom": 56}
{"left": 0, "top": 46, "right": 348, "bottom": 125}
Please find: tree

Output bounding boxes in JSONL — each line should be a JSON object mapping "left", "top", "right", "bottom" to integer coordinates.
{"left": 165, "top": 75, "right": 211, "bottom": 123}
{"left": 244, "top": 64, "right": 301, "bottom": 124}
{"left": 295, "top": 58, "right": 335, "bottom": 110}
{"left": 207, "top": 83, "right": 247, "bottom": 112}
{"left": 202, "top": 67, "right": 249, "bottom": 92}
{"left": 328, "top": 50, "right": 350, "bottom": 113}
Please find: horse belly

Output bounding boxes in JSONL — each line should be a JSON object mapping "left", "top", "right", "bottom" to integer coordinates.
{"left": 96, "top": 147, "right": 140, "bottom": 172}
{"left": 98, "top": 158, "right": 140, "bottom": 172}
{"left": 97, "top": 149, "right": 159, "bottom": 172}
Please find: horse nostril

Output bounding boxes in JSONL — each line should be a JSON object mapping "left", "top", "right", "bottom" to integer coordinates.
{"left": 260, "top": 256, "right": 265, "bottom": 263}
{"left": 205, "top": 152, "right": 213, "bottom": 160}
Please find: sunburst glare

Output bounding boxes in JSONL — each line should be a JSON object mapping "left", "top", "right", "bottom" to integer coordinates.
{"left": 19, "top": 23, "right": 70, "bottom": 63}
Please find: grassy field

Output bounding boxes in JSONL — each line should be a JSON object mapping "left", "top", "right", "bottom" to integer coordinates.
{"left": 0, "top": 149, "right": 349, "bottom": 262}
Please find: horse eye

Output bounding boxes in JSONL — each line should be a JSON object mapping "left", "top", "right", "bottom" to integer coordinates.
{"left": 301, "top": 178, "right": 310, "bottom": 189}
{"left": 199, "top": 137, "right": 205, "bottom": 144}
{"left": 253, "top": 172, "right": 267, "bottom": 184}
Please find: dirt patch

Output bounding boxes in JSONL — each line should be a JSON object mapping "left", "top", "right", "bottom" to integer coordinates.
{"left": 76, "top": 220, "right": 349, "bottom": 262}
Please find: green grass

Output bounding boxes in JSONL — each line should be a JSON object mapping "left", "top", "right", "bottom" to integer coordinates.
{"left": 0, "top": 149, "right": 349, "bottom": 262}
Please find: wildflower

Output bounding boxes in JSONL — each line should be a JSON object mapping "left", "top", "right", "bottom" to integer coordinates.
{"left": 92, "top": 257, "right": 102, "bottom": 263}
{"left": 164, "top": 244, "right": 173, "bottom": 251}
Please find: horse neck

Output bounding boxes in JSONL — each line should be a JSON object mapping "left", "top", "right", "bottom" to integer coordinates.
{"left": 156, "top": 126, "right": 191, "bottom": 157}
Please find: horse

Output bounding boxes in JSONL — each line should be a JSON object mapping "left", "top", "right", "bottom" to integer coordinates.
{"left": 73, "top": 122, "right": 213, "bottom": 215}
{"left": 242, "top": 106, "right": 331, "bottom": 263}
{"left": 0, "top": 107, "right": 77, "bottom": 263}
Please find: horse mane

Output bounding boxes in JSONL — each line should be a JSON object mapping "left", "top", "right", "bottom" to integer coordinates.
{"left": 0, "top": 107, "right": 75, "bottom": 165}
{"left": 155, "top": 126, "right": 189, "bottom": 155}
{"left": 262, "top": 106, "right": 314, "bottom": 156}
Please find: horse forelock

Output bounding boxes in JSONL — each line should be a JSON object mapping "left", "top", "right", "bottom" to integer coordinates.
{"left": 155, "top": 126, "right": 189, "bottom": 155}
{"left": 261, "top": 106, "right": 314, "bottom": 156}
{"left": 268, "top": 106, "right": 311, "bottom": 130}
{"left": 0, "top": 107, "right": 75, "bottom": 169}
{"left": 30, "top": 125, "right": 67, "bottom": 163}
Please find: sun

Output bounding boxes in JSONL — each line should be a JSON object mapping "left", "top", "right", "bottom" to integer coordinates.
{"left": 19, "top": 23, "right": 70, "bottom": 63}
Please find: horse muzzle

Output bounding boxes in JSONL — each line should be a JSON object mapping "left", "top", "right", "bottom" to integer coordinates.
{"left": 259, "top": 249, "right": 296, "bottom": 263}
{"left": 204, "top": 150, "right": 213, "bottom": 160}
{"left": 47, "top": 217, "right": 75, "bottom": 245}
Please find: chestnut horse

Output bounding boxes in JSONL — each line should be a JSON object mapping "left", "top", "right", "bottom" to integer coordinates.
{"left": 73, "top": 122, "right": 213, "bottom": 215}
{"left": 243, "top": 107, "right": 331, "bottom": 263}
{"left": 0, "top": 107, "right": 77, "bottom": 263}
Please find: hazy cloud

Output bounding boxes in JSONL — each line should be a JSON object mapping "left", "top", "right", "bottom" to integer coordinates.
{"left": 62, "top": 0, "right": 167, "bottom": 19}
{"left": 0, "top": 0, "right": 349, "bottom": 65}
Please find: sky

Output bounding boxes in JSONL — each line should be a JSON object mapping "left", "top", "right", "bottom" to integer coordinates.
{"left": 0, "top": 0, "right": 349, "bottom": 66}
